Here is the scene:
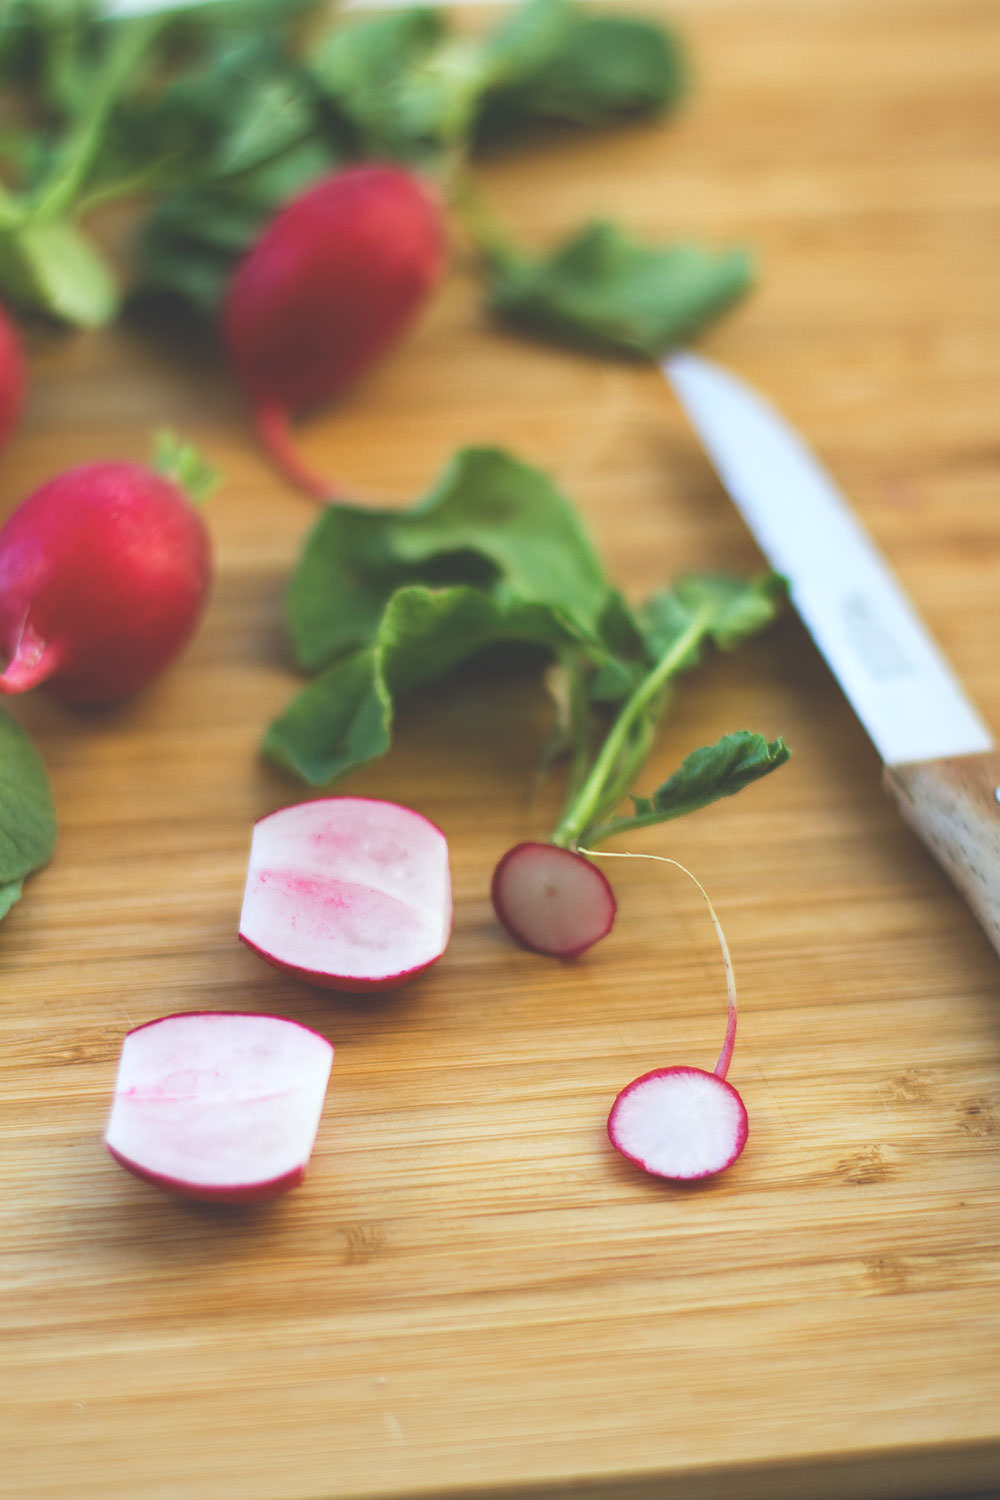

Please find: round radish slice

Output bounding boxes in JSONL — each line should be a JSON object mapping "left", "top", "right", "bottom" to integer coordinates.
{"left": 239, "top": 797, "right": 452, "bottom": 991}
{"left": 104, "top": 1012, "right": 334, "bottom": 1203}
{"left": 491, "top": 842, "right": 616, "bottom": 958}
{"left": 607, "top": 1065, "right": 748, "bottom": 1182}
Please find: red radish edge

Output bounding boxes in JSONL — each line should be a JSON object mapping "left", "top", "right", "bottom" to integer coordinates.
{"left": 491, "top": 842, "right": 616, "bottom": 959}
{"left": 252, "top": 401, "right": 337, "bottom": 502}
{"left": 239, "top": 796, "right": 452, "bottom": 992}
{"left": 582, "top": 848, "right": 749, "bottom": 1182}
{"left": 0, "top": 300, "right": 26, "bottom": 454}
{"left": 104, "top": 1011, "right": 334, "bottom": 1204}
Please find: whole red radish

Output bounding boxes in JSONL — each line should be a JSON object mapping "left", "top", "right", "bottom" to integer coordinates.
{"left": 105, "top": 1011, "right": 334, "bottom": 1204}
{"left": 222, "top": 163, "right": 449, "bottom": 501}
{"left": 239, "top": 796, "right": 453, "bottom": 992}
{"left": 0, "top": 300, "right": 27, "bottom": 452}
{"left": 0, "top": 435, "right": 214, "bottom": 706}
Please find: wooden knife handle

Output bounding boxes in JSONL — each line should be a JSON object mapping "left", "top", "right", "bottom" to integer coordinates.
{"left": 883, "top": 750, "right": 1000, "bottom": 957}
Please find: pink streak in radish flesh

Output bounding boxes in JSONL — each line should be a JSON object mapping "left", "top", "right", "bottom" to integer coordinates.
{"left": 239, "top": 796, "right": 452, "bottom": 991}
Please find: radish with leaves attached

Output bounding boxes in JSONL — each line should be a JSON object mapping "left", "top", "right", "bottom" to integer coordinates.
{"left": 491, "top": 617, "right": 790, "bottom": 959}
{"left": 0, "top": 433, "right": 215, "bottom": 706}
{"left": 253, "top": 446, "right": 790, "bottom": 959}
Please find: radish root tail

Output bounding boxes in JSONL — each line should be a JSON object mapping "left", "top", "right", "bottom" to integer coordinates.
{"left": 253, "top": 401, "right": 344, "bottom": 503}
{"left": 578, "top": 847, "right": 738, "bottom": 1080}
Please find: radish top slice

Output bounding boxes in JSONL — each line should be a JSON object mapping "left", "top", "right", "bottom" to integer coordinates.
{"left": 239, "top": 797, "right": 452, "bottom": 988}
{"left": 104, "top": 1011, "right": 334, "bottom": 1199}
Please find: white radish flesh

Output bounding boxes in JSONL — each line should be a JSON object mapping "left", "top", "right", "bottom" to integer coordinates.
{"left": 607, "top": 1066, "right": 747, "bottom": 1180}
{"left": 239, "top": 796, "right": 452, "bottom": 991}
{"left": 491, "top": 841, "right": 616, "bottom": 958}
{"left": 104, "top": 1011, "right": 334, "bottom": 1203}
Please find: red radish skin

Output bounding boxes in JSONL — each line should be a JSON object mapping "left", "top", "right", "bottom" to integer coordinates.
{"left": 0, "top": 460, "right": 211, "bottom": 706}
{"left": 104, "top": 1012, "right": 334, "bottom": 1204}
{"left": 222, "top": 163, "right": 449, "bottom": 501}
{"left": 239, "top": 796, "right": 452, "bottom": 992}
{"left": 491, "top": 842, "right": 616, "bottom": 958}
{"left": 0, "top": 301, "right": 26, "bottom": 453}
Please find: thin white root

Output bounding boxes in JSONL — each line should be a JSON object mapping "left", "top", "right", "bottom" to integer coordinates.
{"left": 577, "top": 846, "right": 738, "bottom": 1080}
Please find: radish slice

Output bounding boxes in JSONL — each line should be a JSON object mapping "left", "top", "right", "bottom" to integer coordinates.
{"left": 582, "top": 847, "right": 749, "bottom": 1182}
{"left": 607, "top": 1066, "right": 748, "bottom": 1181}
{"left": 104, "top": 1012, "right": 334, "bottom": 1203}
{"left": 239, "top": 797, "right": 452, "bottom": 991}
{"left": 491, "top": 841, "right": 616, "bottom": 958}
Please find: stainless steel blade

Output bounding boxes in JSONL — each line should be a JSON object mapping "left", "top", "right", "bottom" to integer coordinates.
{"left": 663, "top": 351, "right": 993, "bottom": 767}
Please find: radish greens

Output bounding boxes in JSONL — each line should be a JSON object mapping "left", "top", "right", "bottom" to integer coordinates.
{"left": 0, "top": 706, "right": 57, "bottom": 921}
{"left": 264, "top": 445, "right": 789, "bottom": 849}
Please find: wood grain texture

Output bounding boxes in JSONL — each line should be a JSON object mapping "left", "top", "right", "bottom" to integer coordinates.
{"left": 2, "top": 1, "right": 1000, "bottom": 1498}
{"left": 885, "top": 752, "right": 1000, "bottom": 958}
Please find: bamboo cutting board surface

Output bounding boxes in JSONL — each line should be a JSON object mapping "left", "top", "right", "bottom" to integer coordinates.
{"left": 2, "top": 1, "right": 1000, "bottom": 1497}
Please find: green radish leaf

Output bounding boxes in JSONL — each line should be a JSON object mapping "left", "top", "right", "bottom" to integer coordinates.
{"left": 475, "top": 0, "right": 576, "bottom": 91}
{"left": 485, "top": 222, "right": 754, "bottom": 360}
{"left": 638, "top": 571, "right": 787, "bottom": 665}
{"left": 629, "top": 730, "right": 791, "bottom": 824}
{"left": 0, "top": 880, "right": 24, "bottom": 922}
{"left": 0, "top": 218, "right": 119, "bottom": 327}
{"left": 263, "top": 645, "right": 392, "bottom": 788}
{"left": 306, "top": 7, "right": 449, "bottom": 158}
{"left": 266, "top": 583, "right": 594, "bottom": 785}
{"left": 475, "top": 4, "right": 688, "bottom": 142}
{"left": 287, "top": 446, "right": 620, "bottom": 673}
{"left": 153, "top": 429, "right": 220, "bottom": 504}
{"left": 0, "top": 707, "right": 57, "bottom": 919}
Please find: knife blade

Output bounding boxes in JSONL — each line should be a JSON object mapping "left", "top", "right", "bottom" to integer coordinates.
{"left": 664, "top": 349, "right": 1000, "bottom": 957}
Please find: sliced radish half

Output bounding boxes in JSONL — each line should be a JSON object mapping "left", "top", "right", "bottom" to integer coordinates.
{"left": 239, "top": 796, "right": 452, "bottom": 991}
{"left": 491, "top": 841, "right": 616, "bottom": 958}
{"left": 607, "top": 1066, "right": 748, "bottom": 1181}
{"left": 104, "top": 1011, "right": 334, "bottom": 1203}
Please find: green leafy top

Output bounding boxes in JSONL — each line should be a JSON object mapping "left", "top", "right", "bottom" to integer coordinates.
{"left": 483, "top": 223, "right": 755, "bottom": 360}
{"left": 264, "top": 446, "right": 789, "bottom": 845}
{"left": 0, "top": 0, "right": 752, "bottom": 361}
{"left": 0, "top": 706, "right": 57, "bottom": 922}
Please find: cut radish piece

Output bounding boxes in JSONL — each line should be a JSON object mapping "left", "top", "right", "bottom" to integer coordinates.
{"left": 607, "top": 1066, "right": 748, "bottom": 1181}
{"left": 584, "top": 847, "right": 749, "bottom": 1182}
{"left": 239, "top": 796, "right": 452, "bottom": 991}
{"left": 104, "top": 1012, "right": 334, "bottom": 1203}
{"left": 491, "top": 841, "right": 616, "bottom": 958}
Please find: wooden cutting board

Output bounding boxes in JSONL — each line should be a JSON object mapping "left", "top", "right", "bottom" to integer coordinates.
{"left": 2, "top": 1, "right": 999, "bottom": 1497}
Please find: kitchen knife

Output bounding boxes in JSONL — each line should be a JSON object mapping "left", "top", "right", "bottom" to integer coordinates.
{"left": 664, "top": 349, "right": 1000, "bottom": 956}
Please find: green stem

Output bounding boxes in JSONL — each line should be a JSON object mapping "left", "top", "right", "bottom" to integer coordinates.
{"left": 553, "top": 649, "right": 596, "bottom": 824}
{"left": 550, "top": 605, "right": 711, "bottom": 850}
{"left": 448, "top": 171, "right": 523, "bottom": 272}
{"left": 31, "top": 16, "right": 162, "bottom": 222}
